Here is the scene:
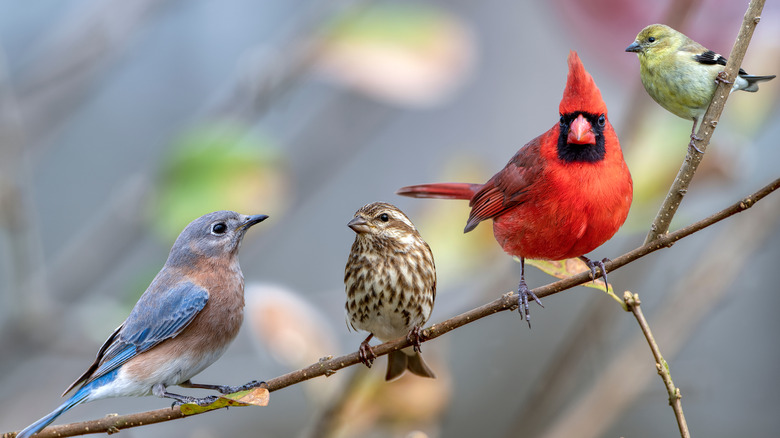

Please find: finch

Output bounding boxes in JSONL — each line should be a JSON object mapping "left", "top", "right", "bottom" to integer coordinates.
{"left": 626, "top": 24, "right": 775, "bottom": 152}
{"left": 398, "top": 51, "right": 632, "bottom": 327}
{"left": 344, "top": 202, "right": 436, "bottom": 381}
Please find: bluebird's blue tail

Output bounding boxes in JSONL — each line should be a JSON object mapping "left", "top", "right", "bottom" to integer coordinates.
{"left": 16, "top": 389, "right": 88, "bottom": 438}
{"left": 15, "top": 368, "right": 120, "bottom": 438}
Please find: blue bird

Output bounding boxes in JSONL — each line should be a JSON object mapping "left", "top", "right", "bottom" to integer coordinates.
{"left": 16, "top": 211, "right": 268, "bottom": 438}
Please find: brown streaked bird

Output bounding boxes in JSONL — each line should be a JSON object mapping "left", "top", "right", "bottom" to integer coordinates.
{"left": 344, "top": 202, "right": 436, "bottom": 381}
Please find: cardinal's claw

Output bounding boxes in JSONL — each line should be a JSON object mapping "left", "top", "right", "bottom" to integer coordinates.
{"left": 580, "top": 256, "right": 610, "bottom": 292}
{"left": 517, "top": 281, "right": 543, "bottom": 329}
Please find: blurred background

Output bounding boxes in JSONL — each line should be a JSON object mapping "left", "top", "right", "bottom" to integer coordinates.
{"left": 1, "top": 0, "right": 778, "bottom": 437}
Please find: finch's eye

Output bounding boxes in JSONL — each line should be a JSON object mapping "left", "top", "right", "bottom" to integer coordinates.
{"left": 379, "top": 213, "right": 389, "bottom": 222}
{"left": 598, "top": 114, "right": 606, "bottom": 126}
{"left": 212, "top": 223, "right": 228, "bottom": 234}
{"left": 648, "top": 36, "right": 656, "bottom": 43}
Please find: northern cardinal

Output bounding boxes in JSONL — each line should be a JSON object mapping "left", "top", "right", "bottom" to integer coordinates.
{"left": 397, "top": 51, "right": 632, "bottom": 326}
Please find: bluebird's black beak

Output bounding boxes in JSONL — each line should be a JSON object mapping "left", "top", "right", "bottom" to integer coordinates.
{"left": 242, "top": 214, "right": 269, "bottom": 230}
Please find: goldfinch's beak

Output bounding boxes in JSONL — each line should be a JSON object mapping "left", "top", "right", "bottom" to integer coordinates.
{"left": 625, "top": 42, "right": 641, "bottom": 53}
{"left": 348, "top": 216, "right": 371, "bottom": 234}
{"left": 567, "top": 114, "right": 596, "bottom": 145}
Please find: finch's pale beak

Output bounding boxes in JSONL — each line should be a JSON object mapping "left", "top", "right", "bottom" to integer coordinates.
{"left": 625, "top": 42, "right": 641, "bottom": 53}
{"left": 242, "top": 214, "right": 269, "bottom": 230}
{"left": 348, "top": 216, "right": 371, "bottom": 234}
{"left": 567, "top": 114, "right": 596, "bottom": 145}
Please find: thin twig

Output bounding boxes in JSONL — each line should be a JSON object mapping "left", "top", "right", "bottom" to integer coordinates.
{"left": 6, "top": 176, "right": 778, "bottom": 438}
{"left": 624, "top": 292, "right": 690, "bottom": 438}
{"left": 644, "top": 0, "right": 767, "bottom": 244}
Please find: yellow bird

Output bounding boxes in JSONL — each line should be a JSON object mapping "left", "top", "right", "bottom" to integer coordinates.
{"left": 626, "top": 24, "right": 775, "bottom": 152}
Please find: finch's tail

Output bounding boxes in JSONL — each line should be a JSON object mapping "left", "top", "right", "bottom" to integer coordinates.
{"left": 397, "top": 183, "right": 481, "bottom": 200}
{"left": 386, "top": 349, "right": 436, "bottom": 381}
{"left": 736, "top": 73, "right": 775, "bottom": 92}
{"left": 16, "top": 389, "right": 89, "bottom": 438}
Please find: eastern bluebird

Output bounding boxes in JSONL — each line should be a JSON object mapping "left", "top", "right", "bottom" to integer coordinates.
{"left": 16, "top": 211, "right": 268, "bottom": 438}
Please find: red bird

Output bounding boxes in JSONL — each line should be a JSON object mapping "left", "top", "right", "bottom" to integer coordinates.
{"left": 398, "top": 51, "right": 633, "bottom": 326}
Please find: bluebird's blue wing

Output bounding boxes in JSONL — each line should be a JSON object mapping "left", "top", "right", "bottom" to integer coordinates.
{"left": 63, "top": 281, "right": 208, "bottom": 394}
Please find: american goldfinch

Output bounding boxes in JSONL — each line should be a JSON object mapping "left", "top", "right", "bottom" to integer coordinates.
{"left": 626, "top": 24, "right": 775, "bottom": 152}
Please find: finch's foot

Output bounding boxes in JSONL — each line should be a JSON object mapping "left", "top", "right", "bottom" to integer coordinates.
{"left": 715, "top": 71, "right": 732, "bottom": 85}
{"left": 358, "top": 334, "right": 377, "bottom": 368}
{"left": 579, "top": 256, "right": 610, "bottom": 291}
{"left": 688, "top": 134, "right": 704, "bottom": 153}
{"left": 407, "top": 326, "right": 424, "bottom": 353}
{"left": 517, "top": 280, "right": 543, "bottom": 329}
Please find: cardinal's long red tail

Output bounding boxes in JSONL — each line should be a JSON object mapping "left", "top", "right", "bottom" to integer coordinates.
{"left": 396, "top": 183, "right": 481, "bottom": 200}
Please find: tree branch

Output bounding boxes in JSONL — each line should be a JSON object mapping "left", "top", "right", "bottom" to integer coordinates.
{"left": 6, "top": 176, "right": 778, "bottom": 438}
{"left": 644, "top": 0, "right": 767, "bottom": 244}
{"left": 624, "top": 292, "right": 690, "bottom": 438}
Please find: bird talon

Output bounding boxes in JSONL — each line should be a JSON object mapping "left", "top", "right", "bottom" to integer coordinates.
{"left": 195, "top": 396, "right": 219, "bottom": 407}
{"left": 407, "top": 326, "right": 424, "bottom": 353}
{"left": 688, "top": 136, "right": 704, "bottom": 154}
{"left": 220, "top": 380, "right": 265, "bottom": 394}
{"left": 715, "top": 71, "right": 731, "bottom": 84}
{"left": 580, "top": 256, "right": 610, "bottom": 291}
{"left": 517, "top": 285, "right": 543, "bottom": 329}
{"left": 358, "top": 342, "right": 376, "bottom": 368}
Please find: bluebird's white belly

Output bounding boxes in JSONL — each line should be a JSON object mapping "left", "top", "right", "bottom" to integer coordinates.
{"left": 84, "top": 344, "right": 231, "bottom": 402}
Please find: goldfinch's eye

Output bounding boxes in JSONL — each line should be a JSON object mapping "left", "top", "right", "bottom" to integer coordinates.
{"left": 598, "top": 114, "right": 606, "bottom": 126}
{"left": 379, "top": 213, "right": 389, "bottom": 222}
{"left": 212, "top": 223, "right": 227, "bottom": 234}
{"left": 648, "top": 36, "right": 656, "bottom": 43}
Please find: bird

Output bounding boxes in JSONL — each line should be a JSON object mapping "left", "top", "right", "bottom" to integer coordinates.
{"left": 397, "top": 51, "right": 633, "bottom": 327}
{"left": 16, "top": 211, "right": 268, "bottom": 438}
{"left": 344, "top": 202, "right": 437, "bottom": 381}
{"left": 626, "top": 23, "right": 775, "bottom": 152}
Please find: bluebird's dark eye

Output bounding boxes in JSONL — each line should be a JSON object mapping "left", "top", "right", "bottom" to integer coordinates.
{"left": 598, "top": 114, "right": 606, "bottom": 126}
{"left": 212, "top": 223, "right": 227, "bottom": 234}
{"left": 379, "top": 213, "right": 389, "bottom": 222}
{"left": 648, "top": 36, "right": 656, "bottom": 43}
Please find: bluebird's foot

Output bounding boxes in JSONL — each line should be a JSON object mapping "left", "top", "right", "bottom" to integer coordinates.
{"left": 517, "top": 279, "right": 543, "bottom": 329}
{"left": 179, "top": 379, "right": 266, "bottom": 395}
{"left": 407, "top": 326, "right": 424, "bottom": 353}
{"left": 579, "top": 256, "right": 610, "bottom": 292}
{"left": 214, "top": 380, "right": 266, "bottom": 394}
{"left": 170, "top": 395, "right": 220, "bottom": 408}
{"left": 358, "top": 333, "right": 376, "bottom": 368}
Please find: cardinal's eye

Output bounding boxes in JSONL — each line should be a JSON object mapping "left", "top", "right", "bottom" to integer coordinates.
{"left": 379, "top": 213, "right": 389, "bottom": 222}
{"left": 559, "top": 115, "right": 565, "bottom": 126}
{"left": 212, "top": 223, "right": 227, "bottom": 234}
{"left": 598, "top": 114, "right": 606, "bottom": 126}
